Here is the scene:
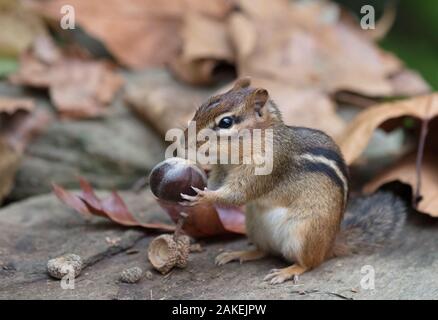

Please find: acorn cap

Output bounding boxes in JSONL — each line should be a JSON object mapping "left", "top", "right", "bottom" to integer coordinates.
{"left": 147, "top": 234, "right": 190, "bottom": 274}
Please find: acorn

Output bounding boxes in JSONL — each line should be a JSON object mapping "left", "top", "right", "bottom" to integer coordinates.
{"left": 149, "top": 157, "right": 207, "bottom": 203}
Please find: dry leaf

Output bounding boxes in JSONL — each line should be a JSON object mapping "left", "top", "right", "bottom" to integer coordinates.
{"left": 229, "top": 0, "right": 409, "bottom": 97}
{"left": 0, "top": 97, "right": 34, "bottom": 114}
{"left": 169, "top": 12, "right": 234, "bottom": 85}
{"left": 181, "top": 12, "right": 233, "bottom": 62}
{"left": 10, "top": 37, "right": 124, "bottom": 119}
{"left": 169, "top": 58, "right": 221, "bottom": 86}
{"left": 49, "top": 60, "right": 123, "bottom": 119}
{"left": 250, "top": 78, "right": 345, "bottom": 138}
{"left": 0, "top": 0, "right": 46, "bottom": 57}
{"left": 389, "top": 70, "right": 431, "bottom": 97}
{"left": 338, "top": 93, "right": 438, "bottom": 217}
{"left": 30, "top": 0, "right": 234, "bottom": 68}
{"left": 125, "top": 70, "right": 215, "bottom": 135}
{"left": 53, "top": 177, "right": 175, "bottom": 232}
{"left": 0, "top": 108, "right": 52, "bottom": 153}
{"left": 158, "top": 200, "right": 245, "bottom": 237}
{"left": 0, "top": 106, "right": 51, "bottom": 202}
{"left": 0, "top": 139, "right": 20, "bottom": 202}
{"left": 338, "top": 93, "right": 438, "bottom": 165}
{"left": 365, "top": 153, "right": 438, "bottom": 217}
{"left": 53, "top": 177, "right": 245, "bottom": 238}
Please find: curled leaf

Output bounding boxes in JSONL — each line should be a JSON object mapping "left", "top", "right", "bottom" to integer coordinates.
{"left": 157, "top": 199, "right": 245, "bottom": 238}
{"left": 365, "top": 153, "right": 438, "bottom": 217}
{"left": 0, "top": 97, "right": 34, "bottom": 114}
{"left": 338, "top": 93, "right": 438, "bottom": 165}
{"left": 52, "top": 178, "right": 175, "bottom": 232}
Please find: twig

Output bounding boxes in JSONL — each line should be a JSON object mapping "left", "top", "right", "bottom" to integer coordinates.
{"left": 414, "top": 96, "right": 433, "bottom": 207}
{"left": 173, "top": 212, "right": 188, "bottom": 242}
{"left": 291, "top": 289, "right": 353, "bottom": 300}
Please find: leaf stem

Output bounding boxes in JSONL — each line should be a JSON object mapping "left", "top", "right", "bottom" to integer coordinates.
{"left": 414, "top": 118, "right": 429, "bottom": 207}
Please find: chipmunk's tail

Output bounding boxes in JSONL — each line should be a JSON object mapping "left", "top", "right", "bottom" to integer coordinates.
{"left": 334, "top": 191, "right": 407, "bottom": 255}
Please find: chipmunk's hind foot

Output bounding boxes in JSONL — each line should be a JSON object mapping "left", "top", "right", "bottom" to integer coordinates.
{"left": 263, "top": 264, "right": 307, "bottom": 285}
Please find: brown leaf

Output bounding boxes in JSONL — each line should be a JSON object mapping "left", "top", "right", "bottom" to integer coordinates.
{"left": 0, "top": 139, "right": 20, "bottom": 203}
{"left": 10, "top": 38, "right": 124, "bottom": 119}
{"left": 0, "top": 107, "right": 52, "bottom": 202}
{"left": 169, "top": 58, "right": 220, "bottom": 86}
{"left": 338, "top": 93, "right": 438, "bottom": 217}
{"left": 181, "top": 12, "right": 233, "bottom": 62}
{"left": 0, "top": 97, "right": 34, "bottom": 114}
{"left": 53, "top": 178, "right": 175, "bottom": 232}
{"left": 157, "top": 200, "right": 245, "bottom": 238}
{"left": 229, "top": 0, "right": 410, "bottom": 97}
{"left": 49, "top": 60, "right": 124, "bottom": 119}
{"left": 365, "top": 153, "right": 438, "bottom": 217}
{"left": 0, "top": 0, "right": 46, "bottom": 57}
{"left": 30, "top": 0, "right": 234, "bottom": 68}
{"left": 124, "top": 70, "right": 215, "bottom": 135}
{"left": 389, "top": 70, "right": 431, "bottom": 97}
{"left": 250, "top": 78, "right": 346, "bottom": 138}
{"left": 338, "top": 93, "right": 438, "bottom": 165}
{"left": 0, "top": 108, "right": 52, "bottom": 153}
{"left": 169, "top": 11, "right": 233, "bottom": 84}
{"left": 53, "top": 177, "right": 245, "bottom": 238}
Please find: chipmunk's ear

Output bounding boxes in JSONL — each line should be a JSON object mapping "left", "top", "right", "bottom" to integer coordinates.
{"left": 232, "top": 77, "right": 251, "bottom": 90}
{"left": 250, "top": 88, "right": 269, "bottom": 113}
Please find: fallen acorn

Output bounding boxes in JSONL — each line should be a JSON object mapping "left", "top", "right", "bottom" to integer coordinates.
{"left": 120, "top": 266, "right": 143, "bottom": 283}
{"left": 47, "top": 253, "right": 82, "bottom": 280}
{"left": 147, "top": 233, "right": 191, "bottom": 275}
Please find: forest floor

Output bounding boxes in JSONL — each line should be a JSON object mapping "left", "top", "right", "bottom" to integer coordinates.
{"left": 1, "top": 190, "right": 437, "bottom": 300}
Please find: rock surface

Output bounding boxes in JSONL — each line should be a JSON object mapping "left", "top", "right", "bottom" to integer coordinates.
{"left": 0, "top": 191, "right": 437, "bottom": 299}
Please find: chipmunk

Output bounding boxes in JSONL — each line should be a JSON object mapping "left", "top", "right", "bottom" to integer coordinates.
{"left": 180, "top": 77, "right": 407, "bottom": 284}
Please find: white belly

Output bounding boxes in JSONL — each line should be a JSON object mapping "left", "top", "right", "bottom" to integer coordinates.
{"left": 245, "top": 204, "right": 301, "bottom": 262}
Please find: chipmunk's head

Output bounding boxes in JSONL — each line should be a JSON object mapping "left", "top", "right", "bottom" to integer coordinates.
{"left": 191, "top": 77, "right": 282, "bottom": 136}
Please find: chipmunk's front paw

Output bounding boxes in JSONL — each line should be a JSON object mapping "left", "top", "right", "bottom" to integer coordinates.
{"left": 180, "top": 186, "right": 213, "bottom": 206}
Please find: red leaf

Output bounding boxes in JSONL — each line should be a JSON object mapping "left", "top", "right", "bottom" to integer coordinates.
{"left": 53, "top": 178, "right": 175, "bottom": 232}
{"left": 53, "top": 177, "right": 246, "bottom": 238}
{"left": 52, "top": 183, "right": 91, "bottom": 218}
{"left": 215, "top": 205, "right": 246, "bottom": 234}
{"left": 157, "top": 200, "right": 246, "bottom": 238}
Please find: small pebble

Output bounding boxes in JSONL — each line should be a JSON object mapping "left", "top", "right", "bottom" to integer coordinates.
{"left": 145, "top": 270, "right": 153, "bottom": 280}
{"left": 120, "top": 267, "right": 143, "bottom": 283}
{"left": 189, "top": 243, "right": 203, "bottom": 253}
{"left": 47, "top": 254, "right": 83, "bottom": 280}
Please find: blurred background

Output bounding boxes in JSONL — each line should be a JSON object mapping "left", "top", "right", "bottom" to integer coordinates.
{"left": 0, "top": 0, "right": 436, "bottom": 215}
{"left": 337, "top": 0, "right": 437, "bottom": 89}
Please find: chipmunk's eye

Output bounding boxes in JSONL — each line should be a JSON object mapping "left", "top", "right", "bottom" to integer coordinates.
{"left": 218, "top": 116, "right": 234, "bottom": 129}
